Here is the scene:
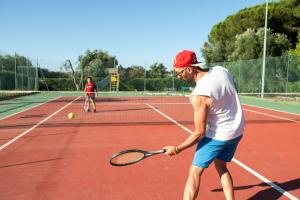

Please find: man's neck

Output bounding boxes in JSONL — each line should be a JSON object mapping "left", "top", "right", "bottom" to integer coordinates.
{"left": 194, "top": 70, "right": 208, "bottom": 82}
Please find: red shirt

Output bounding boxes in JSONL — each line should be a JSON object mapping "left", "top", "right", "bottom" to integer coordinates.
{"left": 85, "top": 82, "right": 96, "bottom": 96}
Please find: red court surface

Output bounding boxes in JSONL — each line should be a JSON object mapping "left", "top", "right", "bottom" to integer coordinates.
{"left": 0, "top": 96, "right": 299, "bottom": 199}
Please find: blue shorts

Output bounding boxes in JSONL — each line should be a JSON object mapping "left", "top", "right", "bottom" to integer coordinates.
{"left": 192, "top": 135, "right": 242, "bottom": 168}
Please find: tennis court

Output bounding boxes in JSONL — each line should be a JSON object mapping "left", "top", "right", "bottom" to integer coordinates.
{"left": 0, "top": 92, "right": 299, "bottom": 199}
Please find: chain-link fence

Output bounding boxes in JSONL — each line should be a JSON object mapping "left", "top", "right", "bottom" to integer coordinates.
{"left": 0, "top": 54, "right": 38, "bottom": 90}
{"left": 1, "top": 52, "right": 299, "bottom": 93}
{"left": 212, "top": 54, "right": 300, "bottom": 93}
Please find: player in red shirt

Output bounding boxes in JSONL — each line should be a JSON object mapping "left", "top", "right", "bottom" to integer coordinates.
{"left": 84, "top": 77, "right": 97, "bottom": 113}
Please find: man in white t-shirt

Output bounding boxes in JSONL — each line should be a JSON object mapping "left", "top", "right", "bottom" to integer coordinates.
{"left": 163, "top": 50, "right": 245, "bottom": 200}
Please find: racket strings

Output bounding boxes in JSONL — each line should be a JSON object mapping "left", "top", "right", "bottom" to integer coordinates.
{"left": 111, "top": 152, "right": 145, "bottom": 165}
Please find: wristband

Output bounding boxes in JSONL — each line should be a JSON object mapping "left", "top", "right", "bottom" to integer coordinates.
{"left": 175, "top": 146, "right": 180, "bottom": 154}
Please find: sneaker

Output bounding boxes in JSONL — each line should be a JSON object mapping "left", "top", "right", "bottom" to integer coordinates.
{"left": 93, "top": 109, "right": 96, "bottom": 113}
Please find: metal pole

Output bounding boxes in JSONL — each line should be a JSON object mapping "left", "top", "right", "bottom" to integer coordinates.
{"left": 238, "top": 61, "right": 241, "bottom": 92}
{"left": 172, "top": 70, "right": 175, "bottom": 91}
{"left": 261, "top": 0, "right": 268, "bottom": 98}
{"left": 144, "top": 61, "right": 147, "bottom": 92}
{"left": 285, "top": 55, "right": 290, "bottom": 95}
{"left": 35, "top": 59, "right": 39, "bottom": 91}
{"left": 27, "top": 57, "right": 29, "bottom": 90}
{"left": 81, "top": 65, "right": 83, "bottom": 90}
{"left": 21, "top": 64, "right": 24, "bottom": 90}
{"left": 15, "top": 52, "right": 17, "bottom": 90}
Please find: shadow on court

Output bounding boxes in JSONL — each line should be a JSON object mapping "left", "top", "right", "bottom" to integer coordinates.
{"left": 245, "top": 119, "right": 300, "bottom": 124}
{"left": 0, "top": 157, "right": 63, "bottom": 169}
{"left": 0, "top": 120, "right": 194, "bottom": 130}
{"left": 211, "top": 178, "right": 300, "bottom": 199}
{"left": 96, "top": 107, "right": 151, "bottom": 113}
{"left": 20, "top": 114, "right": 46, "bottom": 118}
{"left": 0, "top": 131, "right": 77, "bottom": 141}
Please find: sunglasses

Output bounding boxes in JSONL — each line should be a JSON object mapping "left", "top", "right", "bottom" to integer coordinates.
{"left": 175, "top": 67, "right": 189, "bottom": 76}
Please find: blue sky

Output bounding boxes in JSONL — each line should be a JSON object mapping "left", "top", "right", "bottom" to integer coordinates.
{"left": 0, "top": 0, "right": 266, "bottom": 71}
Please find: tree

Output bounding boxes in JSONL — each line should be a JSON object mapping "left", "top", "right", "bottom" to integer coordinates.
{"left": 61, "top": 59, "right": 82, "bottom": 91}
{"left": 228, "top": 28, "right": 291, "bottom": 61}
{"left": 289, "top": 31, "right": 300, "bottom": 55}
{"left": 0, "top": 54, "right": 32, "bottom": 71}
{"left": 126, "top": 65, "right": 145, "bottom": 79}
{"left": 148, "top": 63, "right": 167, "bottom": 78}
{"left": 202, "top": 0, "right": 300, "bottom": 62}
{"left": 78, "top": 49, "right": 118, "bottom": 77}
{"left": 288, "top": 31, "right": 300, "bottom": 88}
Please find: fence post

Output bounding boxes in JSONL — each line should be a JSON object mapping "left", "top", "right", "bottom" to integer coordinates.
{"left": 35, "top": 59, "right": 39, "bottom": 91}
{"left": 144, "top": 61, "right": 147, "bottom": 92}
{"left": 172, "top": 70, "right": 175, "bottom": 91}
{"left": 27, "top": 57, "right": 29, "bottom": 90}
{"left": 285, "top": 55, "right": 290, "bottom": 95}
{"left": 15, "top": 52, "right": 17, "bottom": 90}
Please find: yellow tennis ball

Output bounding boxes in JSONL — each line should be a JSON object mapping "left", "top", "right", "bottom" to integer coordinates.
{"left": 68, "top": 112, "right": 75, "bottom": 119}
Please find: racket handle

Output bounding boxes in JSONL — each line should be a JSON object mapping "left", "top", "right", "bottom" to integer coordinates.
{"left": 150, "top": 149, "right": 166, "bottom": 154}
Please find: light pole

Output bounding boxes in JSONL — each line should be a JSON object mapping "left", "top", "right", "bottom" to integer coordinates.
{"left": 261, "top": 0, "right": 268, "bottom": 98}
{"left": 144, "top": 61, "right": 147, "bottom": 92}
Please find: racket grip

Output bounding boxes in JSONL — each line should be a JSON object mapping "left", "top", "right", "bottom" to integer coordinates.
{"left": 150, "top": 149, "right": 166, "bottom": 154}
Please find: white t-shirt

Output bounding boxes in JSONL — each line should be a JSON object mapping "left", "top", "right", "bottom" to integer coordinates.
{"left": 192, "top": 66, "right": 245, "bottom": 141}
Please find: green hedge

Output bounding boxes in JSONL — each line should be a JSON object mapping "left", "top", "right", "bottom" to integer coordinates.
{"left": 287, "top": 80, "right": 300, "bottom": 92}
{"left": 123, "top": 77, "right": 195, "bottom": 91}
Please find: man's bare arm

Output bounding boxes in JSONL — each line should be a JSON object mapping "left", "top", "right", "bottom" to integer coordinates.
{"left": 164, "top": 95, "right": 211, "bottom": 155}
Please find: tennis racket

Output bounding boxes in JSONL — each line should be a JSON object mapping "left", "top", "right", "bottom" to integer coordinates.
{"left": 84, "top": 96, "right": 89, "bottom": 112}
{"left": 110, "top": 149, "right": 166, "bottom": 166}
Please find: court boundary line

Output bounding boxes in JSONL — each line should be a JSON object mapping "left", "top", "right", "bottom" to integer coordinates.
{"left": 243, "top": 103, "right": 300, "bottom": 116}
{"left": 244, "top": 109, "right": 300, "bottom": 124}
{"left": 0, "top": 96, "right": 80, "bottom": 151}
{"left": 0, "top": 96, "right": 62, "bottom": 121}
{"left": 146, "top": 103, "right": 299, "bottom": 200}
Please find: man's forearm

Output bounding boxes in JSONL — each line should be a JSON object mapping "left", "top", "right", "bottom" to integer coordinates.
{"left": 177, "top": 132, "right": 204, "bottom": 153}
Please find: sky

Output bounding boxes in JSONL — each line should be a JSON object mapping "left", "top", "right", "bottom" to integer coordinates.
{"left": 0, "top": 0, "right": 266, "bottom": 71}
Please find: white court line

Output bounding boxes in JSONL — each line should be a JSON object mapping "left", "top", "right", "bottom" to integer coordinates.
{"left": 0, "top": 96, "right": 61, "bottom": 121}
{"left": 243, "top": 103, "right": 300, "bottom": 116}
{"left": 244, "top": 109, "right": 300, "bottom": 124}
{"left": 232, "top": 159, "right": 299, "bottom": 200}
{"left": 146, "top": 103, "right": 299, "bottom": 200}
{"left": 0, "top": 96, "right": 80, "bottom": 151}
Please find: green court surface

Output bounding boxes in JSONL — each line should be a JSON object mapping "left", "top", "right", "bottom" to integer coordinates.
{"left": 240, "top": 95, "right": 300, "bottom": 114}
{"left": 0, "top": 92, "right": 58, "bottom": 119}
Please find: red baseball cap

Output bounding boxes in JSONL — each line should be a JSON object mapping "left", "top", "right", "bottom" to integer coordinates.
{"left": 173, "top": 50, "right": 207, "bottom": 69}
